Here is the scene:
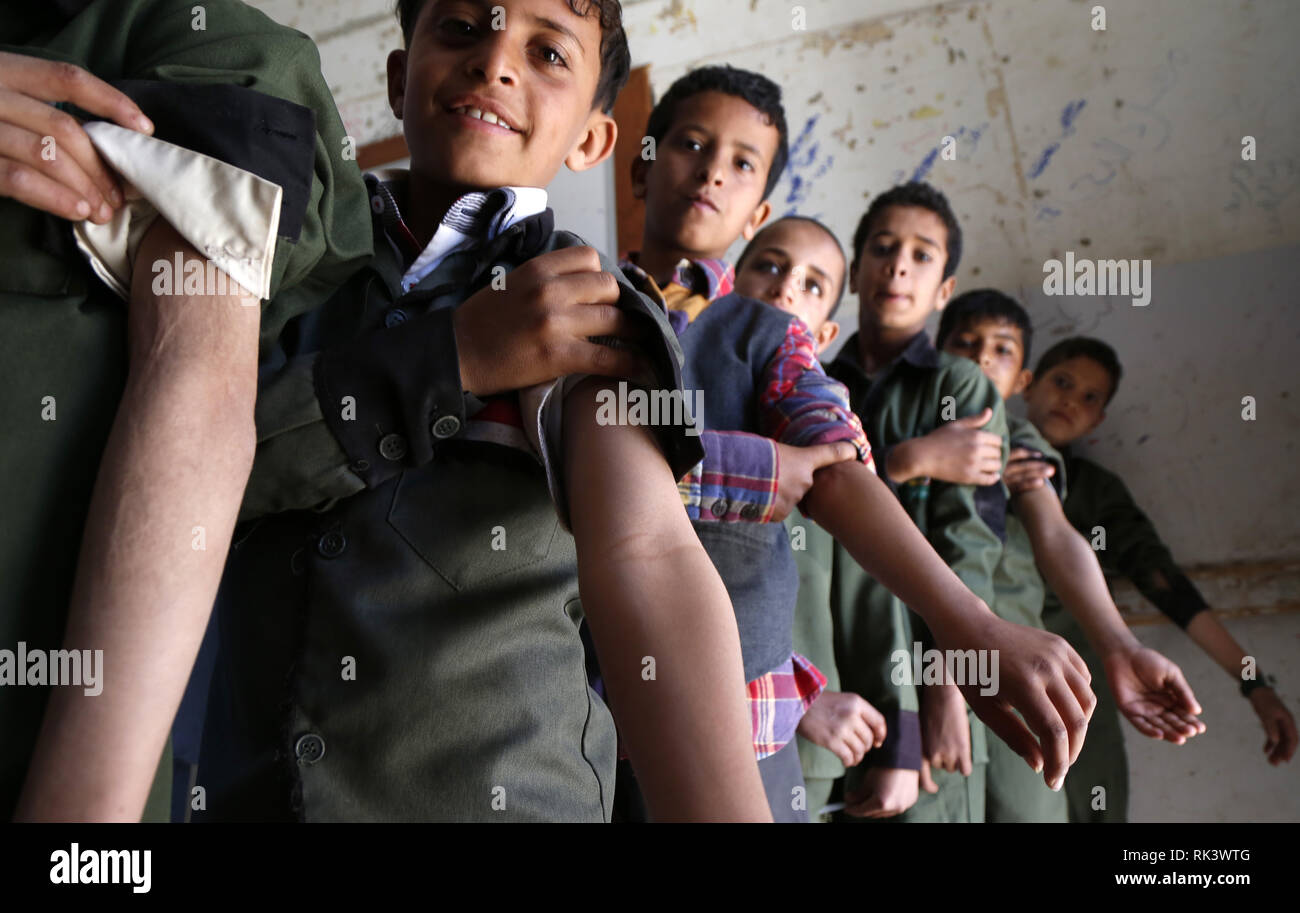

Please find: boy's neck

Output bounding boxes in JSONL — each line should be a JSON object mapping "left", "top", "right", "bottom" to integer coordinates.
{"left": 856, "top": 320, "right": 926, "bottom": 375}
{"left": 636, "top": 241, "right": 726, "bottom": 290}
{"left": 404, "top": 172, "right": 474, "bottom": 250}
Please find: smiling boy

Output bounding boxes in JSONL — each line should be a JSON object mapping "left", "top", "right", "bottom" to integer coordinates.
{"left": 188, "top": 0, "right": 777, "bottom": 822}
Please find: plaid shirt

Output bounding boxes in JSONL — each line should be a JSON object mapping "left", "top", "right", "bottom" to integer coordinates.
{"left": 620, "top": 252, "right": 873, "bottom": 757}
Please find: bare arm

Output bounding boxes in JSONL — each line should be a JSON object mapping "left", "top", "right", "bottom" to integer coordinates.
{"left": 1185, "top": 611, "right": 1297, "bottom": 764}
{"left": 15, "top": 219, "right": 258, "bottom": 821}
{"left": 1015, "top": 485, "right": 1204, "bottom": 743}
{"left": 563, "top": 378, "right": 770, "bottom": 822}
{"left": 803, "top": 459, "right": 1095, "bottom": 791}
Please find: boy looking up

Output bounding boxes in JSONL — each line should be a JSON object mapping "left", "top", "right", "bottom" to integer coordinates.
{"left": 1021, "top": 337, "right": 1297, "bottom": 821}
{"left": 931, "top": 290, "right": 1204, "bottom": 822}
{"left": 183, "top": 0, "right": 774, "bottom": 822}
{"left": 733, "top": 216, "right": 888, "bottom": 821}
{"left": 817, "top": 182, "right": 1012, "bottom": 822}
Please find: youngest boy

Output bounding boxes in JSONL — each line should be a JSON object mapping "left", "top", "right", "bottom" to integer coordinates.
{"left": 731, "top": 216, "right": 889, "bottom": 821}
{"left": 1022, "top": 336, "right": 1297, "bottom": 821}
{"left": 930, "top": 292, "right": 1203, "bottom": 822}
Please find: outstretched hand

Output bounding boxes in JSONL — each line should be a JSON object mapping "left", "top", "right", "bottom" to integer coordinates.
{"left": 1103, "top": 646, "right": 1205, "bottom": 743}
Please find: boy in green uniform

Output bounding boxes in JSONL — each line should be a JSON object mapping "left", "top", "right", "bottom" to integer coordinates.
{"left": 1020, "top": 336, "right": 1297, "bottom": 821}
{"left": 190, "top": 0, "right": 778, "bottom": 822}
{"left": 0, "top": 0, "right": 374, "bottom": 820}
{"left": 810, "top": 182, "right": 1015, "bottom": 822}
{"left": 931, "top": 291, "right": 1205, "bottom": 822}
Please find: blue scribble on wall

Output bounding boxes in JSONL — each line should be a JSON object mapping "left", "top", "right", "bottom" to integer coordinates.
{"left": 1035, "top": 205, "right": 1062, "bottom": 221}
{"left": 1028, "top": 99, "right": 1087, "bottom": 179}
{"left": 780, "top": 115, "right": 835, "bottom": 212}
{"left": 912, "top": 146, "right": 942, "bottom": 183}
{"left": 1028, "top": 142, "right": 1060, "bottom": 180}
{"left": 889, "top": 123, "right": 989, "bottom": 186}
{"left": 1061, "top": 99, "right": 1086, "bottom": 135}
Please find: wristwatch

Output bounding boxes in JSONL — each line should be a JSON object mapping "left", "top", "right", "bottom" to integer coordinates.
{"left": 1241, "top": 672, "right": 1276, "bottom": 698}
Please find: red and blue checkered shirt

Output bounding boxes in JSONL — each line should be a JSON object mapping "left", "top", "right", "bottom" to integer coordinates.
{"left": 621, "top": 253, "right": 875, "bottom": 758}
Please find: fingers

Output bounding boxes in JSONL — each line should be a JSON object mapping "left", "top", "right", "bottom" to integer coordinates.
{"left": 1014, "top": 680, "right": 1075, "bottom": 789}
{"left": 0, "top": 118, "right": 114, "bottom": 221}
{"left": 568, "top": 302, "right": 648, "bottom": 345}
{"left": 0, "top": 83, "right": 127, "bottom": 208}
{"left": 919, "top": 761, "right": 939, "bottom": 794}
{"left": 1154, "top": 708, "right": 1200, "bottom": 743}
{"left": 967, "top": 693, "right": 1044, "bottom": 775}
{"left": 1122, "top": 711, "right": 1165, "bottom": 740}
{"left": 861, "top": 702, "right": 888, "bottom": 747}
{"left": 546, "top": 269, "right": 622, "bottom": 312}
{"left": 0, "top": 156, "right": 94, "bottom": 221}
{"left": 1273, "top": 709, "right": 1298, "bottom": 764}
{"left": 1, "top": 53, "right": 153, "bottom": 135}
{"left": 806, "top": 440, "right": 859, "bottom": 471}
{"left": 1050, "top": 673, "right": 1093, "bottom": 774}
{"left": 526, "top": 244, "right": 606, "bottom": 279}
{"left": 840, "top": 730, "right": 869, "bottom": 767}
{"left": 571, "top": 340, "right": 654, "bottom": 387}
{"left": 1164, "top": 664, "right": 1203, "bottom": 716}
{"left": 954, "top": 407, "right": 994, "bottom": 428}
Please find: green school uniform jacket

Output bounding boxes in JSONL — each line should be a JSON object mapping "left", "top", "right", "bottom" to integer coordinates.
{"left": 197, "top": 193, "right": 703, "bottom": 821}
{"left": 822, "top": 332, "right": 1009, "bottom": 797}
{"left": 0, "top": 0, "right": 372, "bottom": 818}
{"left": 984, "top": 413, "right": 1070, "bottom": 822}
{"left": 992, "top": 414, "right": 1069, "bottom": 630}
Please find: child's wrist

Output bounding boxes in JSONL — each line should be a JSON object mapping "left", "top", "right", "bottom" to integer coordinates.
{"left": 887, "top": 440, "right": 920, "bottom": 483}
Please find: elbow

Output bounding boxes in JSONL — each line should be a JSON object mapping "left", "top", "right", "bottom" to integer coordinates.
{"left": 804, "top": 458, "right": 871, "bottom": 518}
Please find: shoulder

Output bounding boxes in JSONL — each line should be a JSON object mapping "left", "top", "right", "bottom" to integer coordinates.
{"left": 931, "top": 351, "right": 1003, "bottom": 404}
{"left": 1007, "top": 413, "right": 1056, "bottom": 455}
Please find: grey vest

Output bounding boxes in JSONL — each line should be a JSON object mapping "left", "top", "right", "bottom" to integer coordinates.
{"left": 197, "top": 215, "right": 699, "bottom": 821}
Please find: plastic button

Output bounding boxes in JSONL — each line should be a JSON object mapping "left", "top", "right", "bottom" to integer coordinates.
{"left": 378, "top": 433, "right": 408, "bottom": 462}
{"left": 295, "top": 733, "right": 326, "bottom": 765}
{"left": 317, "top": 531, "right": 347, "bottom": 559}
{"left": 431, "top": 415, "right": 462, "bottom": 440}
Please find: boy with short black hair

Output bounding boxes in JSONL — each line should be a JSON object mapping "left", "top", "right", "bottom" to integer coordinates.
{"left": 1021, "top": 336, "right": 1297, "bottom": 821}
{"left": 820, "top": 182, "right": 1011, "bottom": 822}
{"left": 933, "top": 292, "right": 1204, "bottom": 822}
{"left": 194, "top": 0, "right": 778, "bottom": 822}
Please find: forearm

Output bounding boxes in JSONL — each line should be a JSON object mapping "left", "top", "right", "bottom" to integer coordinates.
{"left": 884, "top": 438, "right": 924, "bottom": 484}
{"left": 565, "top": 381, "right": 769, "bottom": 822}
{"left": 1019, "top": 490, "right": 1139, "bottom": 656}
{"left": 804, "top": 461, "right": 994, "bottom": 637}
{"left": 1185, "top": 611, "right": 1254, "bottom": 681}
{"left": 16, "top": 221, "right": 258, "bottom": 820}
